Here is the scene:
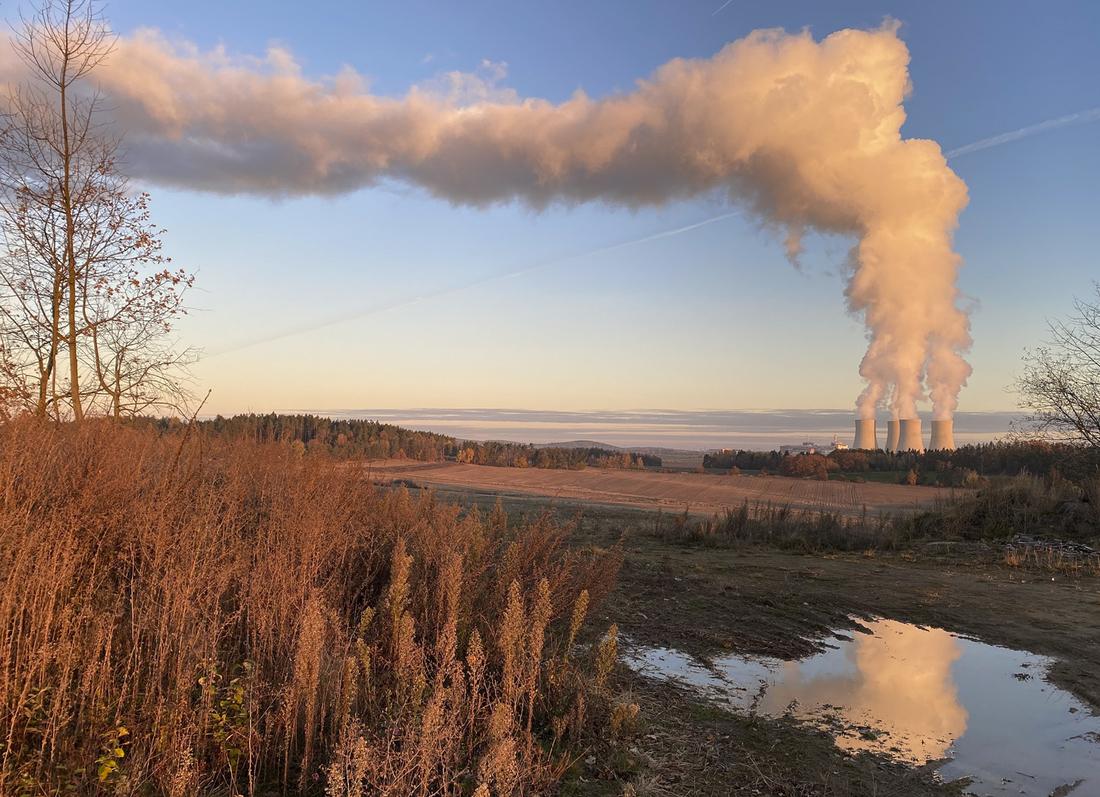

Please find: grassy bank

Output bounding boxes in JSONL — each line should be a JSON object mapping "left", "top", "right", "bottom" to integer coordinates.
{"left": 655, "top": 474, "right": 1100, "bottom": 559}
{"left": 0, "top": 421, "right": 625, "bottom": 795}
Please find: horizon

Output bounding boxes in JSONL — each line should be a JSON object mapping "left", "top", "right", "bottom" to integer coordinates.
{"left": 257, "top": 407, "right": 1026, "bottom": 451}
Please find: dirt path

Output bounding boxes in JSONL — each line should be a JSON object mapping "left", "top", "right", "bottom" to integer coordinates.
{"left": 368, "top": 459, "right": 952, "bottom": 518}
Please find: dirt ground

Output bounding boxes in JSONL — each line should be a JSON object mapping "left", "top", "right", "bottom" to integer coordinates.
{"left": 367, "top": 459, "right": 955, "bottom": 518}
{"left": 438, "top": 492, "right": 1100, "bottom": 796}
{"left": 601, "top": 537, "right": 1100, "bottom": 710}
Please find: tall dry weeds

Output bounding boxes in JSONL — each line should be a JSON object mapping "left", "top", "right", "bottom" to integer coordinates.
{"left": 0, "top": 419, "right": 622, "bottom": 795}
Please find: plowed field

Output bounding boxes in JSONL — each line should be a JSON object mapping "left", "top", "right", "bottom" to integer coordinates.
{"left": 367, "top": 460, "right": 951, "bottom": 517}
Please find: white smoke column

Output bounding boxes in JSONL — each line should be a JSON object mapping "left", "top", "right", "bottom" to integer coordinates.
{"left": 0, "top": 22, "right": 971, "bottom": 415}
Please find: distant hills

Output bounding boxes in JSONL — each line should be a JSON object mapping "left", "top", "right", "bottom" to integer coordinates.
{"left": 284, "top": 409, "right": 1021, "bottom": 452}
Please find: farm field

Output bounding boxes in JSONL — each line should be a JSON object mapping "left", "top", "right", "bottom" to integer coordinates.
{"left": 366, "top": 459, "right": 954, "bottom": 517}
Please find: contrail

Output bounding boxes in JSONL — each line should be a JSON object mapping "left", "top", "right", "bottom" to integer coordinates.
{"left": 712, "top": 0, "right": 736, "bottom": 15}
{"left": 946, "top": 107, "right": 1100, "bottom": 159}
{"left": 206, "top": 210, "right": 741, "bottom": 358}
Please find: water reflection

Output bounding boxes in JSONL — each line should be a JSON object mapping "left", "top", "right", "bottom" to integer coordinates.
{"left": 625, "top": 618, "right": 1100, "bottom": 796}
{"left": 761, "top": 620, "right": 967, "bottom": 760}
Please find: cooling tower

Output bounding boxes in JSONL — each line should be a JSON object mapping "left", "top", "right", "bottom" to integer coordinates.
{"left": 929, "top": 419, "right": 956, "bottom": 451}
{"left": 898, "top": 418, "right": 925, "bottom": 453}
{"left": 885, "top": 419, "right": 900, "bottom": 453}
{"left": 853, "top": 419, "right": 877, "bottom": 450}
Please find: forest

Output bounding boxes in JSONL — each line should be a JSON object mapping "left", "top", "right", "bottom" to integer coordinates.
{"left": 142, "top": 413, "right": 663, "bottom": 469}
{"left": 185, "top": 413, "right": 454, "bottom": 460}
{"left": 704, "top": 440, "right": 1100, "bottom": 483}
{"left": 453, "top": 440, "right": 661, "bottom": 469}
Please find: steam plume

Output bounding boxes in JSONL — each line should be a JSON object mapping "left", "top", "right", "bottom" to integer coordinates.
{"left": 0, "top": 22, "right": 972, "bottom": 417}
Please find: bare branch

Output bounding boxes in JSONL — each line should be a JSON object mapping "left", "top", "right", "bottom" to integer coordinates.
{"left": 0, "top": 0, "right": 194, "bottom": 422}
{"left": 1016, "top": 283, "right": 1100, "bottom": 449}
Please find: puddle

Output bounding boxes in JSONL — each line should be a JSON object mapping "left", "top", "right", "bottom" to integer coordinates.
{"left": 624, "top": 618, "right": 1100, "bottom": 796}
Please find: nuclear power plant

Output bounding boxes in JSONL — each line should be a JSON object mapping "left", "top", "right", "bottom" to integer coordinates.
{"left": 853, "top": 419, "right": 877, "bottom": 450}
{"left": 885, "top": 419, "right": 901, "bottom": 452}
{"left": 852, "top": 416, "right": 955, "bottom": 451}
{"left": 898, "top": 418, "right": 924, "bottom": 452}
{"left": 929, "top": 419, "right": 955, "bottom": 451}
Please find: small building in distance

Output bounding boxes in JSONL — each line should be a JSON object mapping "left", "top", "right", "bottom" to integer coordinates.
{"left": 780, "top": 441, "right": 820, "bottom": 455}
{"left": 780, "top": 435, "right": 848, "bottom": 456}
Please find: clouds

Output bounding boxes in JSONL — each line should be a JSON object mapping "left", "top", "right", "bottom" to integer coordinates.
{"left": 0, "top": 21, "right": 972, "bottom": 418}
{"left": 413, "top": 59, "right": 518, "bottom": 107}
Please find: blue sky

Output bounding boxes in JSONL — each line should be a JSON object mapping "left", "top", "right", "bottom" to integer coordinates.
{"left": 29, "top": 0, "right": 1099, "bottom": 415}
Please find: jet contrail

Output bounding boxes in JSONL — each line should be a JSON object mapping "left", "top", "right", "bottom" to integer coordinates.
{"left": 206, "top": 210, "right": 741, "bottom": 358}
{"left": 712, "top": 0, "right": 736, "bottom": 15}
{"left": 946, "top": 106, "right": 1100, "bottom": 159}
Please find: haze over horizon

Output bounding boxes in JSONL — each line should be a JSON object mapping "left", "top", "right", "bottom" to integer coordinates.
{"left": 272, "top": 407, "right": 1024, "bottom": 451}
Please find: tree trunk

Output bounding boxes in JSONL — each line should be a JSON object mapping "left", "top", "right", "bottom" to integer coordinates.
{"left": 60, "top": 67, "right": 83, "bottom": 422}
{"left": 37, "top": 279, "right": 63, "bottom": 417}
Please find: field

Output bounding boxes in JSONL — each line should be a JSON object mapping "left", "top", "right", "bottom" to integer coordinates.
{"left": 367, "top": 459, "right": 954, "bottom": 518}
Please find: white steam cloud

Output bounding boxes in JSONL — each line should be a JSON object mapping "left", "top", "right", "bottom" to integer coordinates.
{"left": 1, "top": 22, "right": 972, "bottom": 419}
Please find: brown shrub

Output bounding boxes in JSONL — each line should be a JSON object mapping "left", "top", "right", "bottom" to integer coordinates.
{"left": 779, "top": 453, "right": 830, "bottom": 480}
{"left": 0, "top": 419, "right": 621, "bottom": 795}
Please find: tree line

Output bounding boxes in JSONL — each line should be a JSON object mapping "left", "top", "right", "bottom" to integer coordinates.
{"left": 145, "top": 413, "right": 455, "bottom": 461}
{"left": 142, "top": 413, "right": 664, "bottom": 470}
{"left": 704, "top": 440, "right": 1099, "bottom": 484}
{"left": 452, "top": 440, "right": 660, "bottom": 469}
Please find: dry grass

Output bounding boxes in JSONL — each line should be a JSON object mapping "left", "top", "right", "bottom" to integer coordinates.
{"left": 0, "top": 419, "right": 623, "bottom": 795}
{"left": 652, "top": 502, "right": 914, "bottom": 553}
{"left": 1003, "top": 545, "right": 1100, "bottom": 577}
{"left": 653, "top": 473, "right": 1100, "bottom": 557}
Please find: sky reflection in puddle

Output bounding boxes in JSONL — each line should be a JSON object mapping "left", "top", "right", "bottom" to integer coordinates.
{"left": 624, "top": 619, "right": 1100, "bottom": 796}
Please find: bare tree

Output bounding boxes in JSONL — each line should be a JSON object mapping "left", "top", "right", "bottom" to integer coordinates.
{"left": 9, "top": 0, "right": 114, "bottom": 421}
{"left": 1017, "top": 283, "right": 1100, "bottom": 448}
{"left": 0, "top": 188, "right": 65, "bottom": 416}
{"left": 80, "top": 192, "right": 195, "bottom": 418}
{"left": 0, "top": 0, "right": 194, "bottom": 421}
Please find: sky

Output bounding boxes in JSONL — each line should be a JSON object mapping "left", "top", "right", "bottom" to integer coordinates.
{"left": 11, "top": 0, "right": 1098, "bottom": 418}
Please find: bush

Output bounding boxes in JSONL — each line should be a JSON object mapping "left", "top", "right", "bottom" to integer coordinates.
{"left": 0, "top": 420, "right": 622, "bottom": 795}
{"left": 779, "top": 453, "right": 830, "bottom": 480}
{"left": 829, "top": 450, "right": 870, "bottom": 471}
{"left": 656, "top": 501, "right": 905, "bottom": 553}
{"left": 656, "top": 475, "right": 1100, "bottom": 554}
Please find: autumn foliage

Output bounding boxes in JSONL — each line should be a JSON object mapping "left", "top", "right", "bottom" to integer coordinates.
{"left": 0, "top": 420, "right": 623, "bottom": 795}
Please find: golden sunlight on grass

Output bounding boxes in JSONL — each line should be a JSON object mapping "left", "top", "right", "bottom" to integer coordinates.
{"left": 0, "top": 420, "right": 624, "bottom": 795}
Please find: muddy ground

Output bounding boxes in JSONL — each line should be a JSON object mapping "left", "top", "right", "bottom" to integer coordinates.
{"left": 429, "top": 489, "right": 1100, "bottom": 796}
